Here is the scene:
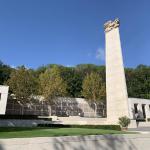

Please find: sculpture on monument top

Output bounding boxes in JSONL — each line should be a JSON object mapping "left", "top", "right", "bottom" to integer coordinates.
{"left": 104, "top": 18, "right": 120, "bottom": 32}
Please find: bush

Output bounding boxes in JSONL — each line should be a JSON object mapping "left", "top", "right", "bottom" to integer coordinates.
{"left": 0, "top": 115, "right": 39, "bottom": 120}
{"left": 37, "top": 124, "right": 121, "bottom": 131}
{"left": 70, "top": 125, "right": 121, "bottom": 130}
{"left": 118, "top": 116, "right": 130, "bottom": 127}
{"left": 136, "top": 118, "right": 146, "bottom": 122}
{"left": 147, "top": 118, "right": 150, "bottom": 122}
{"left": 43, "top": 118, "right": 52, "bottom": 121}
{"left": 0, "top": 115, "right": 52, "bottom": 121}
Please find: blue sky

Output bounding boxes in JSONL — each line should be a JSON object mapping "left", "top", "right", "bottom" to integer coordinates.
{"left": 0, "top": 0, "right": 150, "bottom": 69}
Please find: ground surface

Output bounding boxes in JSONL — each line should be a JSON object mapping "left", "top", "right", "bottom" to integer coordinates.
{"left": 128, "top": 127, "right": 150, "bottom": 132}
{"left": 0, "top": 127, "right": 127, "bottom": 138}
{"left": 128, "top": 127, "right": 150, "bottom": 134}
{"left": 0, "top": 134, "right": 150, "bottom": 150}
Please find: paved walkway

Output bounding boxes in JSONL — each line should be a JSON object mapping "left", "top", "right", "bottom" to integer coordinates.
{"left": 128, "top": 127, "right": 150, "bottom": 134}
{"left": 0, "top": 134, "right": 150, "bottom": 150}
{"left": 129, "top": 127, "right": 150, "bottom": 131}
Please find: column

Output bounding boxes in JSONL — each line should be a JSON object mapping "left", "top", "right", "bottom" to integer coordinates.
{"left": 137, "top": 104, "right": 143, "bottom": 119}
{"left": 104, "top": 18, "right": 129, "bottom": 124}
{"left": 145, "top": 104, "right": 150, "bottom": 121}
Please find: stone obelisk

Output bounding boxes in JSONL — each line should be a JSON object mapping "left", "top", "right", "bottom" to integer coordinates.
{"left": 104, "top": 19, "right": 129, "bottom": 124}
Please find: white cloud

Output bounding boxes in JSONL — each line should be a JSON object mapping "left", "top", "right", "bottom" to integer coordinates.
{"left": 66, "top": 64, "right": 74, "bottom": 67}
{"left": 96, "top": 48, "right": 105, "bottom": 61}
{"left": 10, "top": 65, "right": 16, "bottom": 68}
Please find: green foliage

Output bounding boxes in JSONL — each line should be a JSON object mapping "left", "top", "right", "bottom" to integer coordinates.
{"left": 69, "top": 125, "right": 121, "bottom": 130}
{"left": 147, "top": 118, "right": 150, "bottom": 122}
{"left": 59, "top": 67, "right": 83, "bottom": 97}
{"left": 0, "top": 115, "right": 40, "bottom": 120}
{"left": 37, "top": 124, "right": 121, "bottom": 130}
{"left": 6, "top": 66, "right": 38, "bottom": 103}
{"left": 82, "top": 72, "right": 106, "bottom": 102}
{"left": 39, "top": 66, "right": 67, "bottom": 102}
{"left": 125, "top": 65, "right": 150, "bottom": 99}
{"left": 0, "top": 61, "right": 12, "bottom": 85}
{"left": 0, "top": 60, "right": 149, "bottom": 100}
{"left": 118, "top": 116, "right": 131, "bottom": 127}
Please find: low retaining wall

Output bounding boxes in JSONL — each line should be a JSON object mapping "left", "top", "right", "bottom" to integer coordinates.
{"left": 0, "top": 134, "right": 150, "bottom": 150}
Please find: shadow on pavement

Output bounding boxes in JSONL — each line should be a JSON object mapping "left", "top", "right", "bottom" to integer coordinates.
{"left": 0, "top": 143, "right": 4, "bottom": 150}
{"left": 53, "top": 135, "right": 137, "bottom": 150}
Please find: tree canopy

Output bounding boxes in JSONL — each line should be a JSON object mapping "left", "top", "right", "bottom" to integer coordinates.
{"left": 1, "top": 60, "right": 149, "bottom": 101}
{"left": 0, "top": 61, "right": 12, "bottom": 85}
{"left": 39, "top": 66, "right": 67, "bottom": 103}
{"left": 125, "top": 65, "right": 150, "bottom": 99}
{"left": 82, "top": 72, "right": 106, "bottom": 103}
{"left": 6, "top": 66, "right": 38, "bottom": 103}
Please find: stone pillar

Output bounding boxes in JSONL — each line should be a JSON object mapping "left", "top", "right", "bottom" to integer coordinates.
{"left": 0, "top": 85, "right": 9, "bottom": 114}
{"left": 104, "top": 19, "right": 129, "bottom": 124}
{"left": 137, "top": 104, "right": 143, "bottom": 119}
{"left": 145, "top": 104, "right": 150, "bottom": 121}
{"left": 128, "top": 98, "right": 134, "bottom": 119}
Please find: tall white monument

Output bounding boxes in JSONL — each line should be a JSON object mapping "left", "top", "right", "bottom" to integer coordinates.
{"left": 104, "top": 19, "right": 129, "bottom": 124}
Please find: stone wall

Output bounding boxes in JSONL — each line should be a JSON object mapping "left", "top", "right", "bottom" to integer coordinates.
{"left": 128, "top": 98, "right": 150, "bottom": 120}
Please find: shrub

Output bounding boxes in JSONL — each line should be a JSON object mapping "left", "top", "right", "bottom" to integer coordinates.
{"left": 37, "top": 124, "right": 121, "bottom": 131}
{"left": 147, "top": 118, "right": 150, "bottom": 122}
{"left": 118, "top": 116, "right": 130, "bottom": 127}
{"left": 0, "top": 115, "right": 52, "bottom": 121}
{"left": 70, "top": 125, "right": 121, "bottom": 130}
{"left": 0, "top": 115, "right": 39, "bottom": 120}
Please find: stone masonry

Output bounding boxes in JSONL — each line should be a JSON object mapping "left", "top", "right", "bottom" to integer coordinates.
{"left": 105, "top": 19, "right": 130, "bottom": 124}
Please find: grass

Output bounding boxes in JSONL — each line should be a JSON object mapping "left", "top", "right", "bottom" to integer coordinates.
{"left": 0, "top": 127, "right": 129, "bottom": 138}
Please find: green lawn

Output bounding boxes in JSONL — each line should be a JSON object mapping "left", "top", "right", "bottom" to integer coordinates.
{"left": 0, "top": 127, "right": 128, "bottom": 138}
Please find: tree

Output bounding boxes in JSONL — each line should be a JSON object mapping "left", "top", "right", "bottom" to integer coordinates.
{"left": 6, "top": 66, "right": 38, "bottom": 104}
{"left": 75, "top": 64, "right": 100, "bottom": 77}
{"left": 35, "top": 64, "right": 63, "bottom": 78}
{"left": 0, "top": 60, "right": 12, "bottom": 85}
{"left": 82, "top": 72, "right": 106, "bottom": 103}
{"left": 39, "top": 66, "right": 67, "bottom": 103}
{"left": 125, "top": 65, "right": 150, "bottom": 99}
{"left": 58, "top": 67, "right": 83, "bottom": 97}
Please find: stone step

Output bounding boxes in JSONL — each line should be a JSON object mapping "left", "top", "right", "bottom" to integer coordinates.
{"left": 138, "top": 122, "right": 150, "bottom": 127}
{"left": 57, "top": 116, "right": 107, "bottom": 125}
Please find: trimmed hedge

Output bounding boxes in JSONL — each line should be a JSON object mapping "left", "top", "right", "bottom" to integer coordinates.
{"left": 71, "top": 125, "right": 121, "bottom": 130}
{"left": 37, "top": 124, "right": 121, "bottom": 131}
{"left": 0, "top": 115, "right": 52, "bottom": 121}
{"left": 136, "top": 118, "right": 146, "bottom": 122}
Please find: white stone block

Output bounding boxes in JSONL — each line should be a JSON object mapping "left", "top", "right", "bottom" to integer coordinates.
{"left": 0, "top": 85, "right": 9, "bottom": 114}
